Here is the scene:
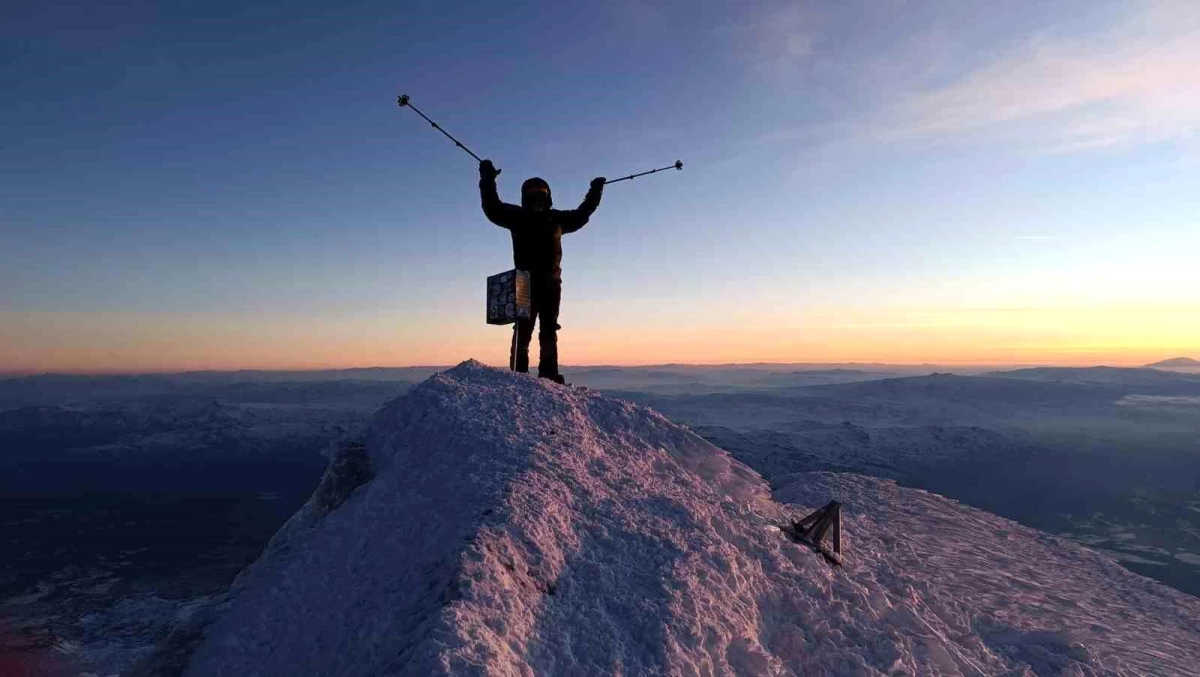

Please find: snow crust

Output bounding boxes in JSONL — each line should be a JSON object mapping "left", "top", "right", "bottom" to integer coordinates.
{"left": 162, "top": 361, "right": 1198, "bottom": 676}
{"left": 774, "top": 473, "right": 1200, "bottom": 676}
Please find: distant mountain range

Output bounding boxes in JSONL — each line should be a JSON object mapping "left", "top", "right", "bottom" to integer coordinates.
{"left": 1146, "top": 357, "right": 1200, "bottom": 368}
{"left": 985, "top": 365, "right": 1200, "bottom": 390}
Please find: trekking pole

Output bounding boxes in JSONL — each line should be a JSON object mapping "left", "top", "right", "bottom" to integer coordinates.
{"left": 604, "top": 160, "right": 683, "bottom": 185}
{"left": 397, "top": 94, "right": 499, "bottom": 175}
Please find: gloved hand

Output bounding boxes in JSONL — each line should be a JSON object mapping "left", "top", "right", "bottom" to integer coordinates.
{"left": 590, "top": 177, "right": 606, "bottom": 191}
{"left": 479, "top": 160, "right": 499, "bottom": 181}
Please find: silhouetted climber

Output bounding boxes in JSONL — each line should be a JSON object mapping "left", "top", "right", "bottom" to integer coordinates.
{"left": 479, "top": 159, "right": 604, "bottom": 384}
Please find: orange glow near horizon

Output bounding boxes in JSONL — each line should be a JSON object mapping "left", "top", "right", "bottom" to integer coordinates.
{"left": 2, "top": 305, "right": 1196, "bottom": 374}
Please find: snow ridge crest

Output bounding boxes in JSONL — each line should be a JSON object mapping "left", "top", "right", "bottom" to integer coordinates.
{"left": 173, "top": 360, "right": 785, "bottom": 676}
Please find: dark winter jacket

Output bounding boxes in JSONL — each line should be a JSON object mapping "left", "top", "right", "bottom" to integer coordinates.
{"left": 480, "top": 177, "right": 603, "bottom": 280}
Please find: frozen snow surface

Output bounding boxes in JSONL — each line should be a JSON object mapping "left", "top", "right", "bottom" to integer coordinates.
{"left": 148, "top": 361, "right": 1198, "bottom": 676}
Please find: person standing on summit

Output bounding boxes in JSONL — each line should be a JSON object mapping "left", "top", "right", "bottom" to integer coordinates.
{"left": 479, "top": 159, "right": 605, "bottom": 384}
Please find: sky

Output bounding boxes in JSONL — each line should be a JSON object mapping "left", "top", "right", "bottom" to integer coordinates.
{"left": 2, "top": 0, "right": 1198, "bottom": 373}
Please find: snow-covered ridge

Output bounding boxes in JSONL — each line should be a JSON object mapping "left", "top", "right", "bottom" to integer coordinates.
{"left": 133, "top": 361, "right": 1199, "bottom": 676}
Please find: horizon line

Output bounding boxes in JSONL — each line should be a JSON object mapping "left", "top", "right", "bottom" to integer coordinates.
{"left": 1, "top": 358, "right": 1190, "bottom": 379}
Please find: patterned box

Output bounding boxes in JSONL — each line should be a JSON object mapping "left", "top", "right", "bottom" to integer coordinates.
{"left": 486, "top": 269, "right": 532, "bottom": 325}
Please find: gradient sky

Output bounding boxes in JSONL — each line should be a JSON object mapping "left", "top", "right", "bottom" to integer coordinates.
{"left": 3, "top": 0, "right": 1198, "bottom": 373}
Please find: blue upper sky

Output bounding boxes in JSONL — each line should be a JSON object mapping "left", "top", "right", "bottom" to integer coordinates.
{"left": 3, "top": 0, "right": 1198, "bottom": 371}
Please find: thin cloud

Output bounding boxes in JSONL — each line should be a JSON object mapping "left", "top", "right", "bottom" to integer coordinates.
{"left": 718, "top": 0, "right": 821, "bottom": 78}
{"left": 889, "top": 1, "right": 1200, "bottom": 151}
{"left": 606, "top": 0, "right": 669, "bottom": 33}
{"left": 755, "top": 3, "right": 817, "bottom": 64}
{"left": 740, "top": 0, "right": 1200, "bottom": 154}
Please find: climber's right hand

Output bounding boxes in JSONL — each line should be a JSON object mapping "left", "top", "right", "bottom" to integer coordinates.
{"left": 479, "top": 159, "right": 499, "bottom": 181}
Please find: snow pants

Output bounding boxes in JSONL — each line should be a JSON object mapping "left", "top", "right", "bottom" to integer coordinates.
{"left": 510, "top": 273, "right": 562, "bottom": 378}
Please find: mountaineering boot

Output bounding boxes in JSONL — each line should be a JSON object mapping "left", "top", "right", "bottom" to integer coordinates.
{"left": 537, "top": 326, "right": 561, "bottom": 383}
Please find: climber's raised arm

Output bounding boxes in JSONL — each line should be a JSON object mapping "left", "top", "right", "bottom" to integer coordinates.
{"left": 560, "top": 177, "right": 605, "bottom": 234}
{"left": 479, "top": 160, "right": 520, "bottom": 229}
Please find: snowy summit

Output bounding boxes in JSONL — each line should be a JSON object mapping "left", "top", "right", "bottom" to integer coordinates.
{"left": 134, "top": 361, "right": 1200, "bottom": 676}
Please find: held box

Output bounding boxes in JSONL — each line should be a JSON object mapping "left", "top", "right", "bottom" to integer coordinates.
{"left": 486, "top": 269, "right": 532, "bottom": 325}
